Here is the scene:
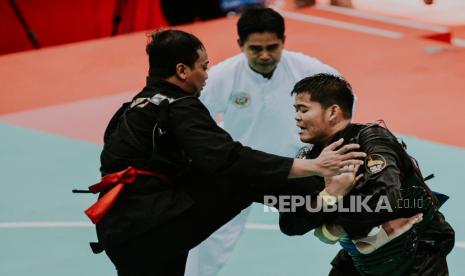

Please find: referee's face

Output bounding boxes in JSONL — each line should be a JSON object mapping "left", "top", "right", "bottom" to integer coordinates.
{"left": 240, "top": 32, "right": 284, "bottom": 76}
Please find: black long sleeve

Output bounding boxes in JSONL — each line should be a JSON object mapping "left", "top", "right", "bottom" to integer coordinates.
{"left": 279, "top": 176, "right": 325, "bottom": 236}
{"left": 278, "top": 125, "right": 409, "bottom": 238}
{"left": 169, "top": 97, "right": 294, "bottom": 181}
{"left": 332, "top": 126, "right": 407, "bottom": 238}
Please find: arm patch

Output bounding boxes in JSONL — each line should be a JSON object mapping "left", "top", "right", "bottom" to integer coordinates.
{"left": 365, "top": 154, "right": 387, "bottom": 174}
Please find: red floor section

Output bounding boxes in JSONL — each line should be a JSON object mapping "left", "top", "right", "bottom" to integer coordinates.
{"left": 1, "top": 10, "right": 464, "bottom": 148}
{"left": 0, "top": 92, "right": 135, "bottom": 144}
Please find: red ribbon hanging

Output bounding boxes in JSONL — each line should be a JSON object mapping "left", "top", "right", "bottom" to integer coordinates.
{"left": 85, "top": 166, "right": 171, "bottom": 224}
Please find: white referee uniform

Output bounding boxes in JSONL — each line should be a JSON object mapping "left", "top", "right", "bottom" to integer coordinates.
{"left": 185, "top": 50, "right": 339, "bottom": 276}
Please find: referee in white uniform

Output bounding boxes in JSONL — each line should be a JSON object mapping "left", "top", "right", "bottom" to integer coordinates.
{"left": 186, "top": 7, "right": 339, "bottom": 276}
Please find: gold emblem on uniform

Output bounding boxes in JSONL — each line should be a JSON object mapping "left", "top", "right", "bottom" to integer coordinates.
{"left": 232, "top": 92, "right": 250, "bottom": 108}
{"left": 365, "top": 154, "right": 387, "bottom": 174}
{"left": 130, "top": 97, "right": 150, "bottom": 108}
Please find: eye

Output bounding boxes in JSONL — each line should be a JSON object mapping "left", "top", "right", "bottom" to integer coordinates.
{"left": 249, "top": 46, "right": 262, "bottom": 53}
{"left": 295, "top": 107, "right": 308, "bottom": 113}
{"left": 266, "top": 44, "right": 279, "bottom": 51}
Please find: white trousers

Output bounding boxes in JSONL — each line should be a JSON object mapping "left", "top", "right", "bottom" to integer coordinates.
{"left": 184, "top": 206, "right": 252, "bottom": 276}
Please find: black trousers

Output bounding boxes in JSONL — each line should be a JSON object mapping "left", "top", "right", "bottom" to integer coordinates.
{"left": 104, "top": 198, "right": 233, "bottom": 276}
{"left": 329, "top": 245, "right": 450, "bottom": 276}
{"left": 329, "top": 250, "right": 360, "bottom": 276}
{"left": 329, "top": 212, "right": 453, "bottom": 276}
{"left": 104, "top": 176, "right": 281, "bottom": 276}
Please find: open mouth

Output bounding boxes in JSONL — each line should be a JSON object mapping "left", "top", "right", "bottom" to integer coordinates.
{"left": 297, "top": 125, "right": 307, "bottom": 134}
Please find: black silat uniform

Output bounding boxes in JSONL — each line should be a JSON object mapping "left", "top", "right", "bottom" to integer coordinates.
{"left": 94, "top": 77, "right": 295, "bottom": 275}
{"left": 279, "top": 123, "right": 454, "bottom": 276}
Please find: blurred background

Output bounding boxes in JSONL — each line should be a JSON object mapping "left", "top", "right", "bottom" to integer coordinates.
{"left": 1, "top": 0, "right": 464, "bottom": 275}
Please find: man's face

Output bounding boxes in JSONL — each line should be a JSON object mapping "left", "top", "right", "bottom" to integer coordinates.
{"left": 240, "top": 32, "right": 284, "bottom": 75}
{"left": 185, "top": 48, "right": 209, "bottom": 96}
{"left": 294, "top": 92, "right": 332, "bottom": 144}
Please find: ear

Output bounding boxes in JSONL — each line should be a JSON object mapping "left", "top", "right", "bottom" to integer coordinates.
{"left": 237, "top": 38, "right": 244, "bottom": 50}
{"left": 282, "top": 35, "right": 286, "bottom": 44}
{"left": 175, "top": 63, "right": 189, "bottom": 80}
{"left": 327, "top": 105, "right": 340, "bottom": 123}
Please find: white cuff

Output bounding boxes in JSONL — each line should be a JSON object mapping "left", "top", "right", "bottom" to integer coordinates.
{"left": 319, "top": 189, "right": 337, "bottom": 206}
{"left": 353, "top": 227, "right": 390, "bottom": 254}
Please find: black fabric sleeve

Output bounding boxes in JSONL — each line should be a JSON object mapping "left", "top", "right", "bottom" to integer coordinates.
{"left": 168, "top": 98, "right": 294, "bottom": 182}
{"left": 279, "top": 126, "right": 409, "bottom": 238}
{"left": 333, "top": 127, "right": 406, "bottom": 238}
{"left": 278, "top": 177, "right": 325, "bottom": 236}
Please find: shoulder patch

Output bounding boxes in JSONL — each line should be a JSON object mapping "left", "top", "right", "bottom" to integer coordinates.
{"left": 365, "top": 154, "right": 387, "bottom": 174}
{"left": 150, "top": 94, "right": 176, "bottom": 105}
{"left": 130, "top": 97, "right": 150, "bottom": 108}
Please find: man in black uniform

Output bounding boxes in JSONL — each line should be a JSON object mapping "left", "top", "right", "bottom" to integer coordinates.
{"left": 279, "top": 73, "right": 455, "bottom": 275}
{"left": 84, "top": 30, "right": 366, "bottom": 275}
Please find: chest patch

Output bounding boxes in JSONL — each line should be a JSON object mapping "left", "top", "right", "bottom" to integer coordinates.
{"left": 365, "top": 154, "right": 387, "bottom": 174}
{"left": 232, "top": 92, "right": 250, "bottom": 108}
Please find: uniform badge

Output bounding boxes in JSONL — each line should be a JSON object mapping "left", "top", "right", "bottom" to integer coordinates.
{"left": 365, "top": 154, "right": 387, "bottom": 174}
{"left": 232, "top": 92, "right": 250, "bottom": 108}
{"left": 130, "top": 97, "right": 150, "bottom": 108}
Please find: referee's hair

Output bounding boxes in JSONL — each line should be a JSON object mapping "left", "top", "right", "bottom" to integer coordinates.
{"left": 291, "top": 74, "right": 355, "bottom": 119}
{"left": 237, "top": 7, "right": 285, "bottom": 45}
{"left": 146, "top": 29, "right": 204, "bottom": 78}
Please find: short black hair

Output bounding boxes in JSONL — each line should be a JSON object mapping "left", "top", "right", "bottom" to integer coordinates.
{"left": 237, "top": 7, "right": 285, "bottom": 44}
{"left": 291, "top": 73, "right": 354, "bottom": 118}
{"left": 146, "top": 29, "right": 204, "bottom": 78}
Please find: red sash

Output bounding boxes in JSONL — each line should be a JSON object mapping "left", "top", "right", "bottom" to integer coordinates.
{"left": 85, "top": 166, "right": 171, "bottom": 224}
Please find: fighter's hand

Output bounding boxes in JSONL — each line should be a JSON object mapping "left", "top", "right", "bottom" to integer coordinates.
{"left": 314, "top": 138, "right": 366, "bottom": 177}
{"left": 354, "top": 213, "right": 423, "bottom": 254}
{"left": 324, "top": 164, "right": 363, "bottom": 196}
{"left": 382, "top": 213, "right": 423, "bottom": 240}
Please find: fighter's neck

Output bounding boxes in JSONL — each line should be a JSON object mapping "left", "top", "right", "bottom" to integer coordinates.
{"left": 322, "top": 120, "right": 352, "bottom": 146}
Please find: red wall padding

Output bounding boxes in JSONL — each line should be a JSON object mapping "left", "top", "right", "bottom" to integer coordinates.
{"left": 0, "top": 0, "right": 168, "bottom": 55}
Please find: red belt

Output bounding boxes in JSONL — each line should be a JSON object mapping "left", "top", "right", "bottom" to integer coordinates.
{"left": 85, "top": 166, "right": 172, "bottom": 224}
